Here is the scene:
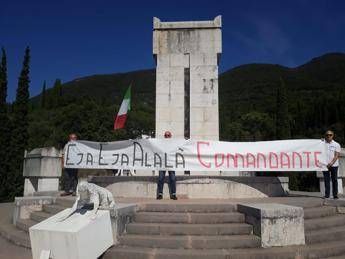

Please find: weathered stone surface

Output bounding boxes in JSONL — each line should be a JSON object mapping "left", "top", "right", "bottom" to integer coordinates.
{"left": 93, "top": 176, "right": 289, "bottom": 199}
{"left": 111, "top": 203, "right": 137, "bottom": 244}
{"left": 153, "top": 16, "right": 221, "bottom": 140}
{"left": 29, "top": 209, "right": 114, "bottom": 259}
{"left": 23, "top": 147, "right": 62, "bottom": 178}
{"left": 237, "top": 203, "right": 305, "bottom": 248}
{"left": 12, "top": 196, "right": 55, "bottom": 225}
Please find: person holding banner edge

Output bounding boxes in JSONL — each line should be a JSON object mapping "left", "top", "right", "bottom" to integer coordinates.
{"left": 157, "top": 131, "right": 177, "bottom": 200}
{"left": 323, "top": 130, "right": 341, "bottom": 199}
{"left": 61, "top": 133, "right": 79, "bottom": 197}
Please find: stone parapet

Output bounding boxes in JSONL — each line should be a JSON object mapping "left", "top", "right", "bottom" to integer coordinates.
{"left": 237, "top": 203, "right": 305, "bottom": 247}
{"left": 89, "top": 176, "right": 289, "bottom": 199}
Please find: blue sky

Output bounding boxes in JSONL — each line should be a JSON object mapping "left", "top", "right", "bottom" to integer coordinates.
{"left": 1, "top": 0, "right": 345, "bottom": 101}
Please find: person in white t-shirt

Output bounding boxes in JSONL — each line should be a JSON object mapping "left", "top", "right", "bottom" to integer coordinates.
{"left": 323, "top": 130, "right": 341, "bottom": 199}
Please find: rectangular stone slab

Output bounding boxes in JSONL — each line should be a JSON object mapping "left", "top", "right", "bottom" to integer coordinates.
{"left": 237, "top": 203, "right": 305, "bottom": 248}
{"left": 29, "top": 209, "right": 114, "bottom": 259}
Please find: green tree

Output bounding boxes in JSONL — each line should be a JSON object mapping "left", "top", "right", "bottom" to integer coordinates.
{"left": 275, "top": 77, "right": 290, "bottom": 139}
{"left": 0, "top": 47, "right": 11, "bottom": 201}
{"left": 41, "top": 80, "right": 46, "bottom": 108}
{"left": 8, "top": 47, "right": 31, "bottom": 199}
{"left": 47, "top": 79, "right": 63, "bottom": 108}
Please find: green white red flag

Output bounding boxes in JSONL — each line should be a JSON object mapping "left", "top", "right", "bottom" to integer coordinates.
{"left": 114, "top": 85, "right": 131, "bottom": 130}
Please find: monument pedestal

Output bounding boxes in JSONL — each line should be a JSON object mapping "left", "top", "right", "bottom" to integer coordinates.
{"left": 29, "top": 209, "right": 114, "bottom": 259}
{"left": 23, "top": 147, "right": 62, "bottom": 196}
{"left": 89, "top": 176, "right": 289, "bottom": 199}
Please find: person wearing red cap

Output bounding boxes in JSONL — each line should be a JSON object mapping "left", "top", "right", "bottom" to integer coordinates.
{"left": 156, "top": 131, "right": 177, "bottom": 200}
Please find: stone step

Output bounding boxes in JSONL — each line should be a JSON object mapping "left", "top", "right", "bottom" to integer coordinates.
{"left": 30, "top": 211, "right": 53, "bottom": 222}
{"left": 140, "top": 203, "right": 237, "bottom": 213}
{"left": 134, "top": 212, "right": 245, "bottom": 224}
{"left": 303, "top": 206, "right": 337, "bottom": 219}
{"left": 304, "top": 214, "right": 345, "bottom": 231}
{"left": 42, "top": 204, "right": 66, "bottom": 214}
{"left": 55, "top": 197, "right": 76, "bottom": 208}
{"left": 306, "top": 225, "right": 345, "bottom": 244}
{"left": 126, "top": 223, "right": 253, "bottom": 236}
{"left": 322, "top": 255, "right": 345, "bottom": 259}
{"left": 231, "top": 240, "right": 345, "bottom": 259}
{"left": 104, "top": 240, "right": 345, "bottom": 259}
{"left": 0, "top": 220, "right": 31, "bottom": 249}
{"left": 119, "top": 234, "right": 260, "bottom": 249}
{"left": 15, "top": 218, "right": 37, "bottom": 232}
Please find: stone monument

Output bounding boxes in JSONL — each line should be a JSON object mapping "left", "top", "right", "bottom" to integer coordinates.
{"left": 153, "top": 16, "right": 222, "bottom": 140}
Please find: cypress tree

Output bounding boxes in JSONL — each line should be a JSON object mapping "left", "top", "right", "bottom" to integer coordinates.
{"left": 9, "top": 47, "right": 31, "bottom": 199}
{"left": 41, "top": 80, "right": 46, "bottom": 108}
{"left": 276, "top": 77, "right": 290, "bottom": 139}
{"left": 0, "top": 48, "right": 11, "bottom": 201}
{"left": 53, "top": 78, "right": 62, "bottom": 107}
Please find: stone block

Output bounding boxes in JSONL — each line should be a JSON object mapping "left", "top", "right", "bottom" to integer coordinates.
{"left": 111, "top": 203, "right": 138, "bottom": 244}
{"left": 237, "top": 203, "right": 305, "bottom": 248}
{"left": 13, "top": 196, "right": 55, "bottom": 225}
{"left": 29, "top": 209, "right": 114, "bottom": 259}
{"left": 190, "top": 53, "right": 218, "bottom": 66}
{"left": 24, "top": 178, "right": 60, "bottom": 196}
{"left": 23, "top": 147, "right": 62, "bottom": 178}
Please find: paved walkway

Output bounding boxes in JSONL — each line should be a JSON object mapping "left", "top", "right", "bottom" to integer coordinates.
{"left": 0, "top": 235, "right": 31, "bottom": 259}
{"left": 0, "top": 203, "right": 31, "bottom": 259}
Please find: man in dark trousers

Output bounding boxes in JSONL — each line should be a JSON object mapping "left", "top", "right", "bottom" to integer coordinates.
{"left": 61, "top": 133, "right": 79, "bottom": 196}
{"left": 156, "top": 131, "right": 177, "bottom": 200}
{"left": 323, "top": 130, "right": 341, "bottom": 199}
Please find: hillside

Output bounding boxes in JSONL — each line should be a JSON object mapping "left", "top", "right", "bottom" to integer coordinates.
{"left": 28, "top": 52, "right": 345, "bottom": 151}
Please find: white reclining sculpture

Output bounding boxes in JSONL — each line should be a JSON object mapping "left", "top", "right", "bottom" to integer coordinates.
{"left": 61, "top": 181, "right": 116, "bottom": 221}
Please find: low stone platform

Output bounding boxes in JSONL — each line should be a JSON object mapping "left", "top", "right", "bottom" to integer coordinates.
{"left": 89, "top": 176, "right": 289, "bottom": 199}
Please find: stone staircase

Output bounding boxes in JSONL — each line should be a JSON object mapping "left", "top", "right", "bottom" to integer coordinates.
{"left": 2, "top": 198, "right": 345, "bottom": 258}
{"left": 104, "top": 201, "right": 345, "bottom": 259}
{"left": 6, "top": 197, "right": 74, "bottom": 248}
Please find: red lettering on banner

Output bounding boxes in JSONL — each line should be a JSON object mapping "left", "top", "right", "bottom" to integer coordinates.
{"left": 246, "top": 153, "right": 256, "bottom": 168}
{"left": 303, "top": 151, "right": 311, "bottom": 168}
{"left": 226, "top": 154, "right": 237, "bottom": 168}
{"left": 196, "top": 141, "right": 211, "bottom": 168}
{"left": 280, "top": 152, "right": 290, "bottom": 168}
{"left": 257, "top": 153, "right": 267, "bottom": 168}
{"left": 235, "top": 153, "right": 246, "bottom": 168}
{"left": 314, "top": 151, "right": 322, "bottom": 168}
{"left": 292, "top": 152, "right": 302, "bottom": 168}
{"left": 269, "top": 152, "right": 279, "bottom": 168}
{"left": 215, "top": 153, "right": 225, "bottom": 168}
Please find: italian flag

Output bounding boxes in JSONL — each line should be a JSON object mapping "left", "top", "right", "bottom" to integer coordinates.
{"left": 114, "top": 85, "right": 131, "bottom": 130}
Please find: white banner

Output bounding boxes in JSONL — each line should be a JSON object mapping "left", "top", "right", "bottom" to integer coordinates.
{"left": 64, "top": 139, "right": 328, "bottom": 172}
